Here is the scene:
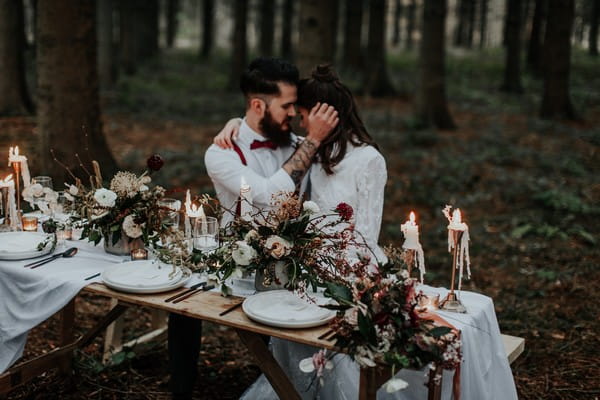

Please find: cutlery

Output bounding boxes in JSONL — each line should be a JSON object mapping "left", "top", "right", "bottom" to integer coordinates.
{"left": 164, "top": 282, "right": 207, "bottom": 302}
{"left": 26, "top": 247, "right": 78, "bottom": 269}
{"left": 84, "top": 272, "right": 101, "bottom": 281}
{"left": 171, "top": 284, "right": 215, "bottom": 304}
{"left": 318, "top": 328, "right": 335, "bottom": 340}
{"left": 218, "top": 301, "right": 244, "bottom": 316}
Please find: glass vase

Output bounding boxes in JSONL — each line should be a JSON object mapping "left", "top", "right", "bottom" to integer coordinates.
{"left": 103, "top": 233, "right": 142, "bottom": 256}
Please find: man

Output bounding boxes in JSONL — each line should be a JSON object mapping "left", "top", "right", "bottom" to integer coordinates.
{"left": 168, "top": 57, "right": 338, "bottom": 400}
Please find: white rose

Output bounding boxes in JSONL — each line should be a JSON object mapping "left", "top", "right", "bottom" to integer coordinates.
{"left": 244, "top": 229, "right": 259, "bottom": 242}
{"left": 231, "top": 241, "right": 257, "bottom": 266}
{"left": 265, "top": 235, "right": 292, "bottom": 259}
{"left": 29, "top": 183, "right": 44, "bottom": 197}
{"left": 302, "top": 201, "right": 320, "bottom": 214}
{"left": 122, "top": 215, "right": 143, "bottom": 238}
{"left": 384, "top": 378, "right": 409, "bottom": 393}
{"left": 94, "top": 188, "right": 117, "bottom": 207}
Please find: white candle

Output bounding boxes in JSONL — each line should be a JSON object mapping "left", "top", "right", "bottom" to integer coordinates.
{"left": 184, "top": 190, "right": 192, "bottom": 238}
{"left": 443, "top": 205, "right": 471, "bottom": 290}
{"left": 401, "top": 211, "right": 426, "bottom": 283}
{"left": 8, "top": 146, "right": 30, "bottom": 188}
{"left": 0, "top": 176, "right": 19, "bottom": 230}
{"left": 240, "top": 176, "right": 253, "bottom": 220}
{"left": 198, "top": 205, "right": 208, "bottom": 235}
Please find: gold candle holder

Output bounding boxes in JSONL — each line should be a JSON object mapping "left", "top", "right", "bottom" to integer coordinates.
{"left": 131, "top": 248, "right": 148, "bottom": 261}
{"left": 22, "top": 216, "right": 38, "bottom": 232}
{"left": 12, "top": 161, "right": 21, "bottom": 216}
{"left": 440, "top": 230, "right": 467, "bottom": 313}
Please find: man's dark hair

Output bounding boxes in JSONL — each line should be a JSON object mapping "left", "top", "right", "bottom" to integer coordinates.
{"left": 240, "top": 57, "right": 299, "bottom": 98}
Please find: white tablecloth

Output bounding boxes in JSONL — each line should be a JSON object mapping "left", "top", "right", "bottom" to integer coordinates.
{"left": 0, "top": 239, "right": 125, "bottom": 373}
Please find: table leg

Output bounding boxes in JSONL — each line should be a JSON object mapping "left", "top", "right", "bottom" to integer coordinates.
{"left": 359, "top": 367, "right": 391, "bottom": 400}
{"left": 235, "top": 329, "right": 302, "bottom": 400}
{"left": 427, "top": 365, "right": 443, "bottom": 400}
{"left": 58, "top": 298, "right": 76, "bottom": 375}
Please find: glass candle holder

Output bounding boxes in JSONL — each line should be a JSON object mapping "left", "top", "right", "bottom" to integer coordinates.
{"left": 131, "top": 248, "right": 148, "bottom": 261}
{"left": 22, "top": 216, "right": 38, "bottom": 232}
{"left": 193, "top": 216, "right": 219, "bottom": 252}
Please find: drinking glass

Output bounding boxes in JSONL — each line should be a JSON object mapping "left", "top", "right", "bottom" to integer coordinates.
{"left": 193, "top": 217, "right": 219, "bottom": 252}
{"left": 158, "top": 198, "right": 181, "bottom": 229}
{"left": 32, "top": 176, "right": 53, "bottom": 190}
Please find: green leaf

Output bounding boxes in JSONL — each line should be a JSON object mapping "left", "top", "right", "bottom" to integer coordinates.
{"left": 429, "top": 326, "right": 451, "bottom": 338}
{"left": 324, "top": 282, "right": 352, "bottom": 303}
{"left": 357, "top": 310, "right": 377, "bottom": 345}
{"left": 511, "top": 224, "right": 532, "bottom": 239}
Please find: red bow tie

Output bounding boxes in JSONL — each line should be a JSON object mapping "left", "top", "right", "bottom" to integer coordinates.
{"left": 250, "top": 140, "right": 279, "bottom": 150}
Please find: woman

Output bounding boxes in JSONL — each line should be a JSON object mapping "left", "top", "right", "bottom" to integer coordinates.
{"left": 214, "top": 65, "right": 393, "bottom": 399}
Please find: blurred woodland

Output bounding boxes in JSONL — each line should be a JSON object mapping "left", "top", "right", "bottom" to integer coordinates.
{"left": 1, "top": 0, "right": 599, "bottom": 399}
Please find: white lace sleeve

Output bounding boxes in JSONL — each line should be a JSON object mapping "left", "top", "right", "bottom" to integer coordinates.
{"left": 355, "top": 151, "right": 387, "bottom": 258}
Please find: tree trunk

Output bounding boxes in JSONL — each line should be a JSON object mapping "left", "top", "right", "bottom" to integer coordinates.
{"left": 296, "top": 0, "right": 336, "bottom": 76}
{"left": 280, "top": 0, "right": 294, "bottom": 60}
{"left": 392, "top": 0, "right": 402, "bottom": 46}
{"left": 166, "top": 0, "right": 180, "bottom": 48}
{"left": 364, "top": 0, "right": 395, "bottom": 96}
{"left": 343, "top": 0, "right": 363, "bottom": 70}
{"left": 416, "top": 0, "right": 456, "bottom": 129}
{"left": 229, "top": 0, "right": 248, "bottom": 90}
{"left": 406, "top": 0, "right": 417, "bottom": 49}
{"left": 540, "top": 0, "right": 577, "bottom": 119}
{"left": 454, "top": 0, "right": 474, "bottom": 47}
{"left": 201, "top": 0, "right": 214, "bottom": 58}
{"left": 136, "top": 0, "right": 159, "bottom": 60}
{"left": 501, "top": 0, "right": 523, "bottom": 93}
{"left": 37, "top": 0, "right": 117, "bottom": 183}
{"left": 479, "top": 0, "right": 489, "bottom": 48}
{"left": 466, "top": 0, "right": 476, "bottom": 47}
{"left": 119, "top": 1, "right": 138, "bottom": 74}
{"left": 259, "top": 0, "right": 275, "bottom": 56}
{"left": 589, "top": 0, "right": 599, "bottom": 56}
{"left": 97, "top": 0, "right": 115, "bottom": 88}
{"left": 0, "top": 0, "right": 34, "bottom": 116}
{"left": 527, "top": 0, "right": 547, "bottom": 74}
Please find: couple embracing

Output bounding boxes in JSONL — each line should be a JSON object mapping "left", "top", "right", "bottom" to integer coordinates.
{"left": 204, "top": 57, "right": 389, "bottom": 399}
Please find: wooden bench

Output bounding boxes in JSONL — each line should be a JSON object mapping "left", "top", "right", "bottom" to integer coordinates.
{"left": 501, "top": 333, "right": 525, "bottom": 364}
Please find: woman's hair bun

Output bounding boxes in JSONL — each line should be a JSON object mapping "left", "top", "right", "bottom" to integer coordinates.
{"left": 311, "top": 64, "right": 338, "bottom": 83}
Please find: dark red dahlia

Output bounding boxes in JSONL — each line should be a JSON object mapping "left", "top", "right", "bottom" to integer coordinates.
{"left": 146, "top": 154, "right": 164, "bottom": 172}
{"left": 335, "top": 202, "right": 354, "bottom": 221}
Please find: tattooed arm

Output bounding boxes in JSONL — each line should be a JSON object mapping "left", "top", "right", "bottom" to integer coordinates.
{"left": 283, "top": 103, "right": 339, "bottom": 189}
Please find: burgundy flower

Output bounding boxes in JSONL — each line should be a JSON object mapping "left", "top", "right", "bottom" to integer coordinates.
{"left": 146, "top": 154, "right": 164, "bottom": 172}
{"left": 335, "top": 202, "right": 354, "bottom": 221}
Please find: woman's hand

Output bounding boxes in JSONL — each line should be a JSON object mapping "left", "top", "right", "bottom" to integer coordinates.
{"left": 305, "top": 102, "right": 339, "bottom": 146}
{"left": 214, "top": 118, "right": 242, "bottom": 149}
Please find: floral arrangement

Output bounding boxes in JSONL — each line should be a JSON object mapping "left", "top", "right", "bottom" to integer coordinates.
{"left": 200, "top": 193, "right": 368, "bottom": 294}
{"left": 65, "top": 155, "right": 171, "bottom": 247}
{"left": 316, "top": 247, "right": 462, "bottom": 392}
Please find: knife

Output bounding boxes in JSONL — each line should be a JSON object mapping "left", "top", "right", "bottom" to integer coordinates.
{"left": 164, "top": 282, "right": 207, "bottom": 302}
{"left": 171, "top": 284, "right": 215, "bottom": 304}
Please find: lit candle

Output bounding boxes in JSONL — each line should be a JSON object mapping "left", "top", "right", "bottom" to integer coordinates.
{"left": 400, "top": 211, "right": 426, "bottom": 283}
{"left": 22, "top": 216, "right": 38, "bottom": 232}
{"left": 184, "top": 189, "right": 192, "bottom": 238}
{"left": 131, "top": 248, "right": 148, "bottom": 260}
{"left": 8, "top": 146, "right": 31, "bottom": 188}
{"left": 442, "top": 205, "right": 471, "bottom": 290}
{"left": 239, "top": 176, "right": 253, "bottom": 221}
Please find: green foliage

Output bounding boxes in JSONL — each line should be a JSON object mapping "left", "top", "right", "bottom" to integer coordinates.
{"left": 534, "top": 190, "right": 595, "bottom": 214}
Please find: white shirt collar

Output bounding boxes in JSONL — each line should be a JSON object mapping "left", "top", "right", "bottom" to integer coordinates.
{"left": 237, "top": 119, "right": 267, "bottom": 147}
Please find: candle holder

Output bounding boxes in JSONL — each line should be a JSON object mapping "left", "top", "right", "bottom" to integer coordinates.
{"left": 131, "top": 248, "right": 148, "bottom": 261}
{"left": 22, "top": 216, "right": 38, "bottom": 232}
{"left": 12, "top": 161, "right": 21, "bottom": 216}
{"left": 404, "top": 248, "right": 416, "bottom": 278}
{"left": 440, "top": 230, "right": 467, "bottom": 313}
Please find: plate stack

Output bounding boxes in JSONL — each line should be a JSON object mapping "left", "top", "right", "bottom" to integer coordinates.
{"left": 101, "top": 260, "right": 191, "bottom": 294}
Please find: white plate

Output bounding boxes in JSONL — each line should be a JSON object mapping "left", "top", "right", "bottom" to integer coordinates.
{"left": 0, "top": 231, "right": 54, "bottom": 260}
{"left": 101, "top": 261, "right": 191, "bottom": 294}
{"left": 243, "top": 290, "right": 336, "bottom": 329}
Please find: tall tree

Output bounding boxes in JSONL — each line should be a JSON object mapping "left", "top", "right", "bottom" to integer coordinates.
{"left": 416, "top": 0, "right": 456, "bottom": 129}
{"left": 0, "top": 0, "right": 33, "bottom": 116}
{"left": 406, "top": 0, "right": 417, "bottom": 49}
{"left": 201, "top": 0, "right": 214, "bottom": 58}
{"left": 136, "top": 0, "right": 159, "bottom": 60}
{"left": 281, "top": 0, "right": 294, "bottom": 60}
{"left": 501, "top": 0, "right": 524, "bottom": 93}
{"left": 392, "top": 0, "right": 403, "bottom": 46}
{"left": 364, "top": 0, "right": 395, "bottom": 96}
{"left": 540, "top": 0, "right": 577, "bottom": 119}
{"left": 97, "top": 0, "right": 115, "bottom": 88}
{"left": 229, "top": 0, "right": 248, "bottom": 90}
{"left": 296, "top": 0, "right": 336, "bottom": 76}
{"left": 589, "top": 0, "right": 599, "bottom": 56}
{"left": 37, "top": 0, "right": 117, "bottom": 182}
{"left": 166, "top": 0, "right": 180, "bottom": 48}
{"left": 479, "top": 0, "right": 489, "bottom": 48}
{"left": 454, "top": 0, "right": 475, "bottom": 47}
{"left": 259, "top": 0, "right": 275, "bottom": 56}
{"left": 527, "top": 0, "right": 547, "bottom": 74}
{"left": 342, "top": 0, "right": 363, "bottom": 70}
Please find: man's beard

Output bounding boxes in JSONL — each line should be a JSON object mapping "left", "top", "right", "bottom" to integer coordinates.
{"left": 260, "top": 109, "right": 292, "bottom": 147}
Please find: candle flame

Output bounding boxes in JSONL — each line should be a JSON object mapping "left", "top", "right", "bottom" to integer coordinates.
{"left": 409, "top": 211, "right": 416, "bottom": 223}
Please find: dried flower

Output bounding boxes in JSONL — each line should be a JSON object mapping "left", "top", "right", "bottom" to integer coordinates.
{"left": 122, "top": 215, "right": 143, "bottom": 238}
{"left": 147, "top": 154, "right": 164, "bottom": 172}
{"left": 335, "top": 202, "right": 353, "bottom": 221}
{"left": 110, "top": 171, "right": 145, "bottom": 198}
{"left": 265, "top": 235, "right": 292, "bottom": 259}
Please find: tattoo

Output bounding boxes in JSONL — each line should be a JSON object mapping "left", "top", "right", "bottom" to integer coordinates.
{"left": 283, "top": 139, "right": 319, "bottom": 190}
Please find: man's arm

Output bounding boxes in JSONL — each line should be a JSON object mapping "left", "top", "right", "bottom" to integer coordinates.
{"left": 283, "top": 103, "right": 339, "bottom": 189}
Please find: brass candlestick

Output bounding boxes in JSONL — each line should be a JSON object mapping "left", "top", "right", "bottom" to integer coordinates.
{"left": 12, "top": 161, "right": 21, "bottom": 216}
{"left": 440, "top": 230, "right": 467, "bottom": 313}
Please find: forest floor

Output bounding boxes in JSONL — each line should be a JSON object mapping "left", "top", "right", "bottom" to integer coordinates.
{"left": 2, "top": 49, "right": 599, "bottom": 399}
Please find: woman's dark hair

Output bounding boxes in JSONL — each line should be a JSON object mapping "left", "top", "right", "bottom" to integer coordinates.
{"left": 297, "top": 64, "right": 378, "bottom": 175}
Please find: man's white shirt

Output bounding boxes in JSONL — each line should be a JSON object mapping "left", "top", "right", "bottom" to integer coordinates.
{"left": 205, "top": 119, "right": 305, "bottom": 226}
